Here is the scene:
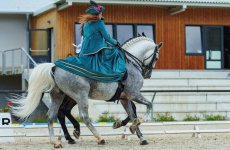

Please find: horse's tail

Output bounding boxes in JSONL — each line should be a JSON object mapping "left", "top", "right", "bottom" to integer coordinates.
{"left": 12, "top": 63, "right": 55, "bottom": 119}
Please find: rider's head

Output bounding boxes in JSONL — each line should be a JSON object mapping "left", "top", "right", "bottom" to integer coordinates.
{"left": 79, "top": 0, "right": 105, "bottom": 24}
{"left": 85, "top": 0, "right": 105, "bottom": 15}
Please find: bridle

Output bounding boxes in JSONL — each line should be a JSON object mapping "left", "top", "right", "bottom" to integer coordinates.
{"left": 120, "top": 44, "right": 160, "bottom": 77}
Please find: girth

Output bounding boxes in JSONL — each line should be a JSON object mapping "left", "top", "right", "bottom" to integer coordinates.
{"left": 106, "top": 71, "right": 127, "bottom": 103}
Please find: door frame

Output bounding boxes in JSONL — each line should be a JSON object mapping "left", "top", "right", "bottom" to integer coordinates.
{"left": 203, "top": 26, "right": 224, "bottom": 70}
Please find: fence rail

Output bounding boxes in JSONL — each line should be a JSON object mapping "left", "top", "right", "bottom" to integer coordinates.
{"left": 1, "top": 89, "right": 230, "bottom": 121}
{"left": 1, "top": 121, "right": 230, "bottom": 138}
{"left": 1, "top": 90, "right": 230, "bottom": 138}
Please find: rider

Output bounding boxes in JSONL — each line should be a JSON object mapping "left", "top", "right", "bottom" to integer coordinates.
{"left": 55, "top": 0, "right": 126, "bottom": 82}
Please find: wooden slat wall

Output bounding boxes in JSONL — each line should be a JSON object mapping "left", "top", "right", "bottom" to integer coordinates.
{"left": 31, "top": 5, "right": 230, "bottom": 69}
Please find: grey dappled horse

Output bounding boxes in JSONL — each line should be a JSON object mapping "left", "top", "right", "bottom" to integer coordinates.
{"left": 12, "top": 36, "right": 162, "bottom": 147}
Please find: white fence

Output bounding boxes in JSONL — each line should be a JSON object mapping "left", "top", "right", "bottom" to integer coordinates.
{"left": 1, "top": 121, "right": 230, "bottom": 138}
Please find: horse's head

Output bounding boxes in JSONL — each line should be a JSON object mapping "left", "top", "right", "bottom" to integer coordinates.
{"left": 122, "top": 36, "right": 162, "bottom": 79}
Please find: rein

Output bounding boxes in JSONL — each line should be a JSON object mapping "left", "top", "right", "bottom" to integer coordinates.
{"left": 119, "top": 45, "right": 159, "bottom": 76}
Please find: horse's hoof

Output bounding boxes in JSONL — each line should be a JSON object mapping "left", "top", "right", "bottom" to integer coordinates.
{"left": 129, "top": 125, "right": 136, "bottom": 134}
{"left": 73, "top": 130, "right": 80, "bottom": 139}
{"left": 133, "top": 118, "right": 141, "bottom": 126}
{"left": 53, "top": 143, "right": 63, "bottom": 148}
{"left": 140, "top": 140, "right": 148, "bottom": 145}
{"left": 98, "top": 139, "right": 106, "bottom": 145}
{"left": 113, "top": 121, "right": 122, "bottom": 129}
{"left": 68, "top": 139, "right": 76, "bottom": 144}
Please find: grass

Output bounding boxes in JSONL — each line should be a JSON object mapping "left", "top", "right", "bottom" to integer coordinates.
{"left": 155, "top": 113, "right": 176, "bottom": 122}
{"left": 75, "top": 116, "right": 92, "bottom": 122}
{"left": 97, "top": 111, "right": 120, "bottom": 122}
{"left": 203, "top": 114, "right": 227, "bottom": 121}
{"left": 183, "top": 115, "right": 200, "bottom": 121}
{"left": 31, "top": 117, "right": 47, "bottom": 123}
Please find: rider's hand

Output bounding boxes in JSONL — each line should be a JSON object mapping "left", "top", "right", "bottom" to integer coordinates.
{"left": 115, "top": 42, "right": 122, "bottom": 49}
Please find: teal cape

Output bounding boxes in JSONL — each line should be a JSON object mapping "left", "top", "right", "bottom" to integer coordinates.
{"left": 54, "top": 46, "right": 126, "bottom": 82}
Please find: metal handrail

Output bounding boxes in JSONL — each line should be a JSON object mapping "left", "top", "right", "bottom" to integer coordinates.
{"left": 0, "top": 47, "right": 37, "bottom": 75}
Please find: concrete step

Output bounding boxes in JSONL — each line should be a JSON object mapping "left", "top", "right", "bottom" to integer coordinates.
{"left": 151, "top": 70, "right": 230, "bottom": 79}
{"left": 0, "top": 67, "right": 23, "bottom": 75}
{"left": 92, "top": 101, "right": 230, "bottom": 113}
{"left": 144, "top": 78, "right": 230, "bottom": 87}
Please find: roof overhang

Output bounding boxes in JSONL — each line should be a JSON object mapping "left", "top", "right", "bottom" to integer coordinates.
{"left": 55, "top": 0, "right": 230, "bottom": 8}
{"left": 33, "top": 3, "right": 57, "bottom": 16}
{"left": 0, "top": 11, "right": 32, "bottom": 15}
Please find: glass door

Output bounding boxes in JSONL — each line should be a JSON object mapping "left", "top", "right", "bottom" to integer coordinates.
{"left": 29, "top": 29, "right": 51, "bottom": 64}
{"left": 204, "top": 26, "right": 223, "bottom": 69}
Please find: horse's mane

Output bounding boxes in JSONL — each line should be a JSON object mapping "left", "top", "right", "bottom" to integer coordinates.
{"left": 122, "top": 36, "right": 153, "bottom": 49}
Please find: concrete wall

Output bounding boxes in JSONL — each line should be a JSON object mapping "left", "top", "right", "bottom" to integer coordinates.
{"left": 0, "top": 14, "right": 28, "bottom": 69}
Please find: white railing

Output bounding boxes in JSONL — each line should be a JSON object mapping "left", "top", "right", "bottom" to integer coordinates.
{"left": 1, "top": 121, "right": 230, "bottom": 138}
{"left": 0, "top": 48, "right": 37, "bottom": 75}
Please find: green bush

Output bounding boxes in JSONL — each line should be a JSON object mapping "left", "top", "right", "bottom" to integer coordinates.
{"left": 155, "top": 113, "right": 176, "bottom": 122}
{"left": 183, "top": 115, "right": 200, "bottom": 121}
{"left": 203, "top": 114, "right": 227, "bottom": 121}
{"left": 97, "top": 111, "right": 119, "bottom": 122}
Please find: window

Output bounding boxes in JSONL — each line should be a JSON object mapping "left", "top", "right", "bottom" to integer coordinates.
{"left": 75, "top": 24, "right": 82, "bottom": 45}
{"left": 105, "top": 24, "right": 113, "bottom": 37}
{"left": 74, "top": 23, "right": 155, "bottom": 49}
{"left": 117, "top": 25, "right": 134, "bottom": 44}
{"left": 185, "top": 26, "right": 202, "bottom": 54}
{"left": 137, "top": 25, "right": 154, "bottom": 40}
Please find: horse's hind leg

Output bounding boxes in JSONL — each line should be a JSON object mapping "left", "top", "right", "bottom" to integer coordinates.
{"left": 47, "top": 87, "right": 65, "bottom": 148}
{"left": 120, "top": 100, "right": 148, "bottom": 145}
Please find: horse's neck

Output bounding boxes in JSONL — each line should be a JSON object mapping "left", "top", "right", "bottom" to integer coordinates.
{"left": 124, "top": 40, "right": 152, "bottom": 62}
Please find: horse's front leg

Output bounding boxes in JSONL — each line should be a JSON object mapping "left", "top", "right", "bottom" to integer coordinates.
{"left": 65, "top": 112, "right": 81, "bottom": 139}
{"left": 57, "top": 110, "right": 75, "bottom": 144}
{"left": 77, "top": 95, "right": 105, "bottom": 145}
{"left": 113, "top": 101, "right": 137, "bottom": 129}
{"left": 130, "top": 93, "right": 152, "bottom": 115}
{"left": 62, "top": 96, "right": 81, "bottom": 139}
{"left": 120, "top": 99, "right": 148, "bottom": 145}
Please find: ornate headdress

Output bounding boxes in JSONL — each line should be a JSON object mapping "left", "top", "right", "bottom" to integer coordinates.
{"left": 85, "top": 0, "right": 105, "bottom": 15}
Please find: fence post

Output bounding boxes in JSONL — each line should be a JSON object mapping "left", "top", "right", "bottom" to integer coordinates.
{"left": 151, "top": 92, "right": 156, "bottom": 121}
{"left": 2, "top": 52, "right": 6, "bottom": 75}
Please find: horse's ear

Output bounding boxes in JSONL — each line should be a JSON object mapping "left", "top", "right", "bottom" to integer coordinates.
{"left": 157, "top": 42, "right": 163, "bottom": 49}
{"left": 142, "top": 32, "right": 146, "bottom": 37}
{"left": 137, "top": 33, "right": 141, "bottom": 36}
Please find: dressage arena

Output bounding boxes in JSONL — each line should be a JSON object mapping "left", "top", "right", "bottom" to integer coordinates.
{"left": 1, "top": 123, "right": 230, "bottom": 150}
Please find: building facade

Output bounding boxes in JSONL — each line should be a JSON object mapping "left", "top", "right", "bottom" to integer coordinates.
{"left": 31, "top": 0, "right": 230, "bottom": 70}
